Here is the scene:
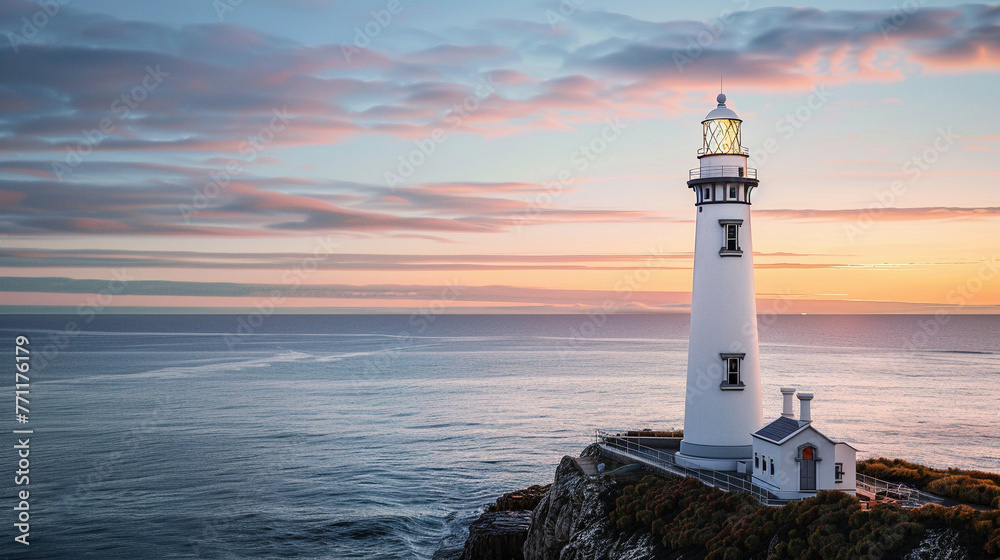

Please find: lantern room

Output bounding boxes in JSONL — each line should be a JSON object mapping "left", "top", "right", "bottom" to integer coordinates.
{"left": 699, "top": 94, "right": 747, "bottom": 157}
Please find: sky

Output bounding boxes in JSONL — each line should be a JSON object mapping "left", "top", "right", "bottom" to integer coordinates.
{"left": 1, "top": 0, "right": 999, "bottom": 314}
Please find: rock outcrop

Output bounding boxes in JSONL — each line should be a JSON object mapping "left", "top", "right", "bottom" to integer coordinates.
{"left": 488, "top": 485, "right": 551, "bottom": 513}
{"left": 459, "top": 483, "right": 551, "bottom": 560}
{"left": 522, "top": 446, "right": 657, "bottom": 560}
{"left": 460, "top": 510, "right": 534, "bottom": 560}
{"left": 903, "top": 528, "right": 969, "bottom": 560}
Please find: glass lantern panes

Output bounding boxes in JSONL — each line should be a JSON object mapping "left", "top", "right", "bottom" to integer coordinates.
{"left": 702, "top": 118, "right": 742, "bottom": 155}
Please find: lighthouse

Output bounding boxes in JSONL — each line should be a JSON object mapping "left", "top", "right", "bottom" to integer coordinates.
{"left": 675, "top": 93, "right": 764, "bottom": 473}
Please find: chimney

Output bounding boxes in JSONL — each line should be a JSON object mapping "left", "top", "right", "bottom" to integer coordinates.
{"left": 780, "top": 387, "right": 796, "bottom": 418}
{"left": 797, "top": 392, "right": 814, "bottom": 423}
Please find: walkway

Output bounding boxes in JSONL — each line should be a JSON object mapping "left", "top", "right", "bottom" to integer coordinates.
{"left": 595, "top": 430, "right": 943, "bottom": 509}
{"left": 573, "top": 456, "right": 600, "bottom": 476}
{"left": 856, "top": 473, "right": 944, "bottom": 508}
{"left": 595, "top": 430, "right": 780, "bottom": 505}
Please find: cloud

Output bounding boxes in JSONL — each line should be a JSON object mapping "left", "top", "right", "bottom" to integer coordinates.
{"left": 0, "top": 164, "right": 665, "bottom": 237}
{"left": 2, "top": 3, "right": 997, "bottom": 162}
{"left": 0, "top": 247, "right": 862, "bottom": 272}
{"left": 0, "top": 177, "right": 502, "bottom": 236}
{"left": 758, "top": 207, "right": 1000, "bottom": 221}
{"left": 0, "top": 276, "right": 696, "bottom": 307}
{"left": 0, "top": 248, "right": 692, "bottom": 270}
{"left": 4, "top": 277, "right": 993, "bottom": 315}
{"left": 569, "top": 5, "right": 1000, "bottom": 94}
{"left": 2, "top": 2, "right": 998, "bottom": 242}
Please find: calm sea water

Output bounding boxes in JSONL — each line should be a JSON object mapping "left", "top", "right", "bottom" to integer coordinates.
{"left": 0, "top": 314, "right": 997, "bottom": 559}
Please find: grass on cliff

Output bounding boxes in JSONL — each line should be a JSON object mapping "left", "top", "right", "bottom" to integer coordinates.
{"left": 858, "top": 457, "right": 1000, "bottom": 509}
{"left": 611, "top": 475, "right": 1000, "bottom": 559}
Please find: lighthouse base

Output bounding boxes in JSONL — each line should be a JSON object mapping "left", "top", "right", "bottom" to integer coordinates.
{"left": 674, "top": 441, "right": 754, "bottom": 473}
{"left": 674, "top": 453, "right": 750, "bottom": 473}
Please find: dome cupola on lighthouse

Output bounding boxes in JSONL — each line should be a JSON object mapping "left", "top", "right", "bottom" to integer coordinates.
{"left": 699, "top": 93, "right": 747, "bottom": 157}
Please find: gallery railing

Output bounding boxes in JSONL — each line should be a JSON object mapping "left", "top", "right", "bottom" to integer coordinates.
{"left": 689, "top": 166, "right": 757, "bottom": 180}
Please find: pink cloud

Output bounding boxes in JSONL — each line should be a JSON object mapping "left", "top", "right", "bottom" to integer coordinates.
{"left": 758, "top": 207, "right": 1000, "bottom": 221}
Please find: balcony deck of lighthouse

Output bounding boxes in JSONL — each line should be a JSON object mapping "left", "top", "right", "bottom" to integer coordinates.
{"left": 674, "top": 93, "right": 764, "bottom": 473}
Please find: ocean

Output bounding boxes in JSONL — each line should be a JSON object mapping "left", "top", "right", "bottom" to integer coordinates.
{"left": 1, "top": 313, "right": 998, "bottom": 559}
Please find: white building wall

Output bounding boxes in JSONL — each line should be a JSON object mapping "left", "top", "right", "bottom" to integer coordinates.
{"left": 700, "top": 153, "right": 746, "bottom": 168}
{"left": 681, "top": 153, "right": 763, "bottom": 464}
{"left": 834, "top": 443, "right": 857, "bottom": 495}
{"left": 753, "top": 426, "right": 855, "bottom": 499}
{"left": 751, "top": 438, "right": 782, "bottom": 490}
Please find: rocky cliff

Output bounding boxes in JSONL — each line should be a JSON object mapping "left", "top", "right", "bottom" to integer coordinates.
{"left": 459, "top": 446, "right": 995, "bottom": 560}
{"left": 522, "top": 445, "right": 660, "bottom": 560}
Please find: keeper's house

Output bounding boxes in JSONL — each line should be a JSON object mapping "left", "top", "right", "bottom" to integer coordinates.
{"left": 751, "top": 388, "right": 857, "bottom": 500}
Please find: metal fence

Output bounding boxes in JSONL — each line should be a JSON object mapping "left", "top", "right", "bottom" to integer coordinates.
{"left": 595, "top": 429, "right": 781, "bottom": 505}
{"left": 595, "top": 430, "right": 943, "bottom": 509}
{"left": 856, "top": 472, "right": 942, "bottom": 507}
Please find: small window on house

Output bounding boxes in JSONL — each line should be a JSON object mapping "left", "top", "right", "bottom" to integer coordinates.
{"left": 802, "top": 446, "right": 814, "bottom": 460}
{"left": 754, "top": 453, "right": 759, "bottom": 469}
{"left": 835, "top": 463, "right": 844, "bottom": 482}
{"left": 704, "top": 187, "right": 710, "bottom": 200}
{"left": 729, "top": 185, "right": 737, "bottom": 199}
{"left": 770, "top": 458, "right": 774, "bottom": 476}
{"left": 727, "top": 357, "right": 739, "bottom": 385}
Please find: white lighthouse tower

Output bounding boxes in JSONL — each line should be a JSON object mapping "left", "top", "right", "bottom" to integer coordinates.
{"left": 675, "top": 93, "right": 764, "bottom": 473}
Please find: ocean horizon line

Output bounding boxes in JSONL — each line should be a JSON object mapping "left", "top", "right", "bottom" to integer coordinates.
{"left": 3, "top": 307, "right": 1000, "bottom": 316}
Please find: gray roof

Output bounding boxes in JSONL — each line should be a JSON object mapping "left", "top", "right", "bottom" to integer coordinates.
{"left": 753, "top": 416, "right": 802, "bottom": 443}
{"left": 752, "top": 417, "right": 859, "bottom": 450}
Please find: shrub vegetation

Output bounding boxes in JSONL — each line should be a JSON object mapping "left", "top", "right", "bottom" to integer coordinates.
{"left": 858, "top": 457, "right": 1000, "bottom": 508}
{"left": 611, "top": 475, "right": 1000, "bottom": 559}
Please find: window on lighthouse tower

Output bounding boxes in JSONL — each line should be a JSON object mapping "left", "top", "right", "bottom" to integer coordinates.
{"left": 720, "top": 353, "right": 745, "bottom": 389}
{"left": 718, "top": 219, "right": 743, "bottom": 256}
